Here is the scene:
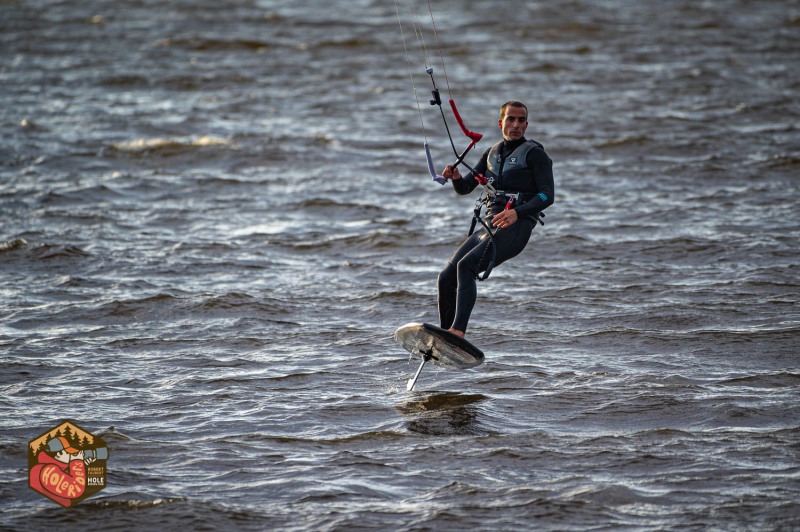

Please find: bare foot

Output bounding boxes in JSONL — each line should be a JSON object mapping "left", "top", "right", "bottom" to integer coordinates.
{"left": 448, "top": 328, "right": 465, "bottom": 338}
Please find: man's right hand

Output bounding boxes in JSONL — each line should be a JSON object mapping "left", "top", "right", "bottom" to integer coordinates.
{"left": 442, "top": 164, "right": 461, "bottom": 181}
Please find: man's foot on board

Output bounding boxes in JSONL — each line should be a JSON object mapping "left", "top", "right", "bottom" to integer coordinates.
{"left": 448, "top": 328, "right": 465, "bottom": 338}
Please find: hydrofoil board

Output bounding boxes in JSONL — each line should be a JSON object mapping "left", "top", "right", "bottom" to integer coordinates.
{"left": 394, "top": 322, "right": 484, "bottom": 390}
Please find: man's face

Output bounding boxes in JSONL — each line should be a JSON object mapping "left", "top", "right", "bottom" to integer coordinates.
{"left": 499, "top": 106, "right": 528, "bottom": 141}
{"left": 54, "top": 450, "right": 70, "bottom": 463}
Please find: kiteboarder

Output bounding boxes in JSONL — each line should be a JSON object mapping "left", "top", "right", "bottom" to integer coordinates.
{"left": 438, "top": 101, "right": 554, "bottom": 337}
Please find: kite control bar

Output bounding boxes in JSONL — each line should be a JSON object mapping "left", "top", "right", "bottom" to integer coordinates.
{"left": 424, "top": 66, "right": 483, "bottom": 180}
{"left": 429, "top": 87, "right": 483, "bottom": 170}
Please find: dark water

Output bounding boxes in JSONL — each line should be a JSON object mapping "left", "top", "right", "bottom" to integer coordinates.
{"left": 2, "top": 0, "right": 799, "bottom": 529}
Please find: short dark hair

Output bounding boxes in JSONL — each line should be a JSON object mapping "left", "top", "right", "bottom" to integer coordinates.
{"left": 500, "top": 101, "right": 528, "bottom": 120}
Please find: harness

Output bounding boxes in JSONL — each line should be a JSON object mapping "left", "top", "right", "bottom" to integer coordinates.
{"left": 468, "top": 188, "right": 545, "bottom": 282}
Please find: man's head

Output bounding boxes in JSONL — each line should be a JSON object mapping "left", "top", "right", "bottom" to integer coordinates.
{"left": 499, "top": 101, "right": 528, "bottom": 141}
{"left": 46, "top": 436, "right": 80, "bottom": 463}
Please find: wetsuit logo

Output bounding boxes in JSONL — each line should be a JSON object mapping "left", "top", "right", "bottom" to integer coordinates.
{"left": 28, "top": 420, "right": 109, "bottom": 508}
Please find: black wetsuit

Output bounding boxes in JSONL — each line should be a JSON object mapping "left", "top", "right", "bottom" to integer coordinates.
{"left": 437, "top": 137, "right": 554, "bottom": 333}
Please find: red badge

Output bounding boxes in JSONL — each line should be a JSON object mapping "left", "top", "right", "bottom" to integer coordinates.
{"left": 28, "top": 420, "right": 109, "bottom": 508}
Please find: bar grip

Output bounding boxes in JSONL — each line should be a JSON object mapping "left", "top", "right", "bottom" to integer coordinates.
{"left": 449, "top": 99, "right": 483, "bottom": 143}
{"left": 424, "top": 142, "right": 447, "bottom": 185}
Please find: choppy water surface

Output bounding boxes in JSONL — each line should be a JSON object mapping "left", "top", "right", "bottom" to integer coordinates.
{"left": 2, "top": 0, "right": 799, "bottom": 529}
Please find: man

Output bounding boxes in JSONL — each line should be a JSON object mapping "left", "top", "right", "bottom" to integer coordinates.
{"left": 438, "top": 101, "right": 554, "bottom": 337}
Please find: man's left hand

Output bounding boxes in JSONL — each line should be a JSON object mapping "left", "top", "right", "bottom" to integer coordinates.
{"left": 442, "top": 165, "right": 461, "bottom": 181}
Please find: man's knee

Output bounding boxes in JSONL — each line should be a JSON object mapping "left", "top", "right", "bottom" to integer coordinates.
{"left": 456, "top": 257, "right": 480, "bottom": 282}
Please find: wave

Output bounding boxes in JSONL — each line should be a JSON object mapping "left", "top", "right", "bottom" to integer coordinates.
{"left": 0, "top": 238, "right": 27, "bottom": 252}
{"left": 156, "top": 36, "right": 272, "bottom": 52}
{"left": 11, "top": 496, "right": 273, "bottom": 531}
{"left": 39, "top": 183, "right": 124, "bottom": 205}
{"left": 191, "top": 292, "right": 295, "bottom": 315}
{"left": 285, "top": 231, "right": 410, "bottom": 251}
{"left": 596, "top": 134, "right": 651, "bottom": 148}
{"left": 98, "top": 74, "right": 151, "bottom": 88}
{"left": 21, "top": 243, "right": 91, "bottom": 261}
{"left": 715, "top": 372, "right": 800, "bottom": 388}
{"left": 111, "top": 136, "right": 231, "bottom": 155}
{"left": 82, "top": 292, "right": 298, "bottom": 323}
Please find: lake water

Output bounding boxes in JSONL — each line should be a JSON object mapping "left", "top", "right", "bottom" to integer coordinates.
{"left": 1, "top": 0, "right": 799, "bottom": 529}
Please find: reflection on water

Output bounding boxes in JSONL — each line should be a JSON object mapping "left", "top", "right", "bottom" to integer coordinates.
{"left": 398, "top": 392, "right": 489, "bottom": 436}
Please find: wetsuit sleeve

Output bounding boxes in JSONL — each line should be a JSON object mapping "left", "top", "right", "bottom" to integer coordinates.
{"left": 515, "top": 147, "right": 554, "bottom": 216}
{"left": 452, "top": 147, "right": 491, "bottom": 195}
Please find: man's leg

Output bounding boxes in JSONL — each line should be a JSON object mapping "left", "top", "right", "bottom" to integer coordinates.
{"left": 438, "top": 232, "right": 483, "bottom": 331}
